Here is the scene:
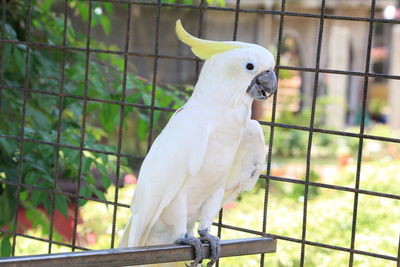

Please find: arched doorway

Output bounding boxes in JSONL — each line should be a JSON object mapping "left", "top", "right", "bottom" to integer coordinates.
{"left": 279, "top": 35, "right": 303, "bottom": 113}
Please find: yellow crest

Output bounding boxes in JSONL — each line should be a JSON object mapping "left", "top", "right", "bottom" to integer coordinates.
{"left": 175, "top": 19, "right": 240, "bottom": 60}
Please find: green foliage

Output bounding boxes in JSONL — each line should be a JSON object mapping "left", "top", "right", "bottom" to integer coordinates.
{"left": 0, "top": 0, "right": 189, "bottom": 255}
{"left": 0, "top": 237, "right": 11, "bottom": 257}
{"left": 272, "top": 100, "right": 359, "bottom": 158}
{"left": 368, "top": 98, "right": 387, "bottom": 115}
{"left": 15, "top": 158, "right": 397, "bottom": 266}
{"left": 219, "top": 161, "right": 399, "bottom": 266}
{"left": 278, "top": 69, "right": 295, "bottom": 80}
{"left": 161, "top": 0, "right": 225, "bottom": 6}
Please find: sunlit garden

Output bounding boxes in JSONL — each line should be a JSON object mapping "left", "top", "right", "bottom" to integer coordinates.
{"left": 1, "top": 0, "right": 400, "bottom": 266}
{"left": 8, "top": 121, "right": 400, "bottom": 266}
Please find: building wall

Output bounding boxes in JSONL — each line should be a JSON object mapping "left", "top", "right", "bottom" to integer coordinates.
{"left": 73, "top": 1, "right": 398, "bottom": 128}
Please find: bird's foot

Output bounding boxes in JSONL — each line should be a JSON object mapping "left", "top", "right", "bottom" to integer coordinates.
{"left": 175, "top": 234, "right": 203, "bottom": 267}
{"left": 198, "top": 229, "right": 220, "bottom": 267}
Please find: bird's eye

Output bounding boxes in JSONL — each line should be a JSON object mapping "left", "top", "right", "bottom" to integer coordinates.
{"left": 244, "top": 61, "right": 257, "bottom": 73}
{"left": 246, "top": 63, "right": 254, "bottom": 70}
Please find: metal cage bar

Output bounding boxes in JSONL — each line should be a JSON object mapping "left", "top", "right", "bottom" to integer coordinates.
{"left": 109, "top": 2, "right": 133, "bottom": 249}
{"left": 10, "top": 0, "right": 33, "bottom": 256}
{"left": 349, "top": 1, "right": 376, "bottom": 266}
{"left": 146, "top": 0, "right": 162, "bottom": 150}
{"left": 47, "top": 0, "right": 70, "bottom": 254}
{"left": 81, "top": 0, "right": 400, "bottom": 25}
{"left": 71, "top": 1, "right": 94, "bottom": 252}
{"left": 0, "top": 0, "right": 399, "bottom": 266}
{"left": 260, "top": 0, "right": 286, "bottom": 265}
{"left": 299, "top": 0, "right": 327, "bottom": 265}
{"left": 0, "top": 238, "right": 276, "bottom": 267}
{"left": 0, "top": 0, "right": 5, "bottom": 110}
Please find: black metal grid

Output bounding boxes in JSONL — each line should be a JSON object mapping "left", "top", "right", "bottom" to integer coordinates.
{"left": 0, "top": 0, "right": 400, "bottom": 266}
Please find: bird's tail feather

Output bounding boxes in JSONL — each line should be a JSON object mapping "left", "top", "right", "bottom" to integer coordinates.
{"left": 119, "top": 218, "right": 199, "bottom": 267}
{"left": 118, "top": 216, "right": 133, "bottom": 248}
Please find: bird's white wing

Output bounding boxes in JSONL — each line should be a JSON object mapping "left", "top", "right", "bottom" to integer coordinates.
{"left": 223, "top": 120, "right": 266, "bottom": 205}
{"left": 119, "top": 108, "right": 211, "bottom": 247}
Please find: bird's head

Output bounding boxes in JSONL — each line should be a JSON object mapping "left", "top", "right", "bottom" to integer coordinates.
{"left": 176, "top": 19, "right": 277, "bottom": 104}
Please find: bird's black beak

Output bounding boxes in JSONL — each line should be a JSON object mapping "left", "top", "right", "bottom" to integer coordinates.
{"left": 246, "top": 70, "right": 277, "bottom": 100}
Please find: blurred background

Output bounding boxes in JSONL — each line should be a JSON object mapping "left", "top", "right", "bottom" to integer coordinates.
{"left": 0, "top": 0, "right": 399, "bottom": 266}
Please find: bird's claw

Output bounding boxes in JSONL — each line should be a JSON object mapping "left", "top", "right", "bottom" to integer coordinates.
{"left": 198, "top": 229, "right": 221, "bottom": 267}
{"left": 175, "top": 235, "right": 203, "bottom": 267}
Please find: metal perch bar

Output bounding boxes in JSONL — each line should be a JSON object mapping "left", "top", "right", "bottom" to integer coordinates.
{"left": 0, "top": 237, "right": 276, "bottom": 267}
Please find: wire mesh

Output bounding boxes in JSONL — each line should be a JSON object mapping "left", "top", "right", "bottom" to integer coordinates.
{"left": 0, "top": 0, "right": 400, "bottom": 266}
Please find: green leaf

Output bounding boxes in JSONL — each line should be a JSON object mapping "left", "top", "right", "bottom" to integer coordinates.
{"left": 41, "top": 0, "right": 54, "bottom": 12}
{"left": 0, "top": 237, "right": 11, "bottom": 257}
{"left": 82, "top": 157, "right": 93, "bottom": 174}
{"left": 26, "top": 209, "right": 36, "bottom": 226}
{"left": 136, "top": 115, "right": 149, "bottom": 141}
{"left": 87, "top": 126, "right": 107, "bottom": 141}
{"left": 23, "top": 141, "right": 35, "bottom": 155}
{"left": 43, "top": 193, "right": 52, "bottom": 214}
{"left": 0, "top": 138, "right": 17, "bottom": 155}
{"left": 205, "top": 0, "right": 225, "bottom": 6}
{"left": 142, "top": 90, "right": 152, "bottom": 106}
{"left": 78, "top": 185, "right": 91, "bottom": 206}
{"left": 20, "top": 191, "right": 28, "bottom": 202}
{"left": 55, "top": 194, "right": 69, "bottom": 218}
{"left": 86, "top": 173, "right": 95, "bottom": 185}
{"left": 89, "top": 185, "right": 106, "bottom": 201}
{"left": 5, "top": 24, "right": 17, "bottom": 39}
{"left": 13, "top": 47, "right": 25, "bottom": 76}
{"left": 99, "top": 103, "right": 119, "bottom": 133}
{"left": 126, "top": 91, "right": 141, "bottom": 104}
{"left": 31, "top": 190, "right": 46, "bottom": 207}
{"left": 95, "top": 163, "right": 111, "bottom": 188}
{"left": 100, "top": 175, "right": 111, "bottom": 189}
{"left": 26, "top": 208, "right": 51, "bottom": 234}
{"left": 31, "top": 160, "right": 51, "bottom": 175}
{"left": 102, "top": 2, "right": 113, "bottom": 13}
{"left": 28, "top": 108, "right": 51, "bottom": 130}
{"left": 76, "top": 2, "right": 89, "bottom": 21}
{"left": 110, "top": 55, "right": 124, "bottom": 71}
{"left": 153, "top": 111, "right": 161, "bottom": 131}
{"left": 93, "top": 145, "right": 108, "bottom": 163}
{"left": 65, "top": 149, "right": 80, "bottom": 166}
{"left": 159, "top": 94, "right": 174, "bottom": 108}
{"left": 0, "top": 189, "right": 16, "bottom": 226}
{"left": 95, "top": 161, "right": 108, "bottom": 176}
{"left": 24, "top": 172, "right": 37, "bottom": 185}
{"left": 99, "top": 16, "right": 111, "bottom": 35}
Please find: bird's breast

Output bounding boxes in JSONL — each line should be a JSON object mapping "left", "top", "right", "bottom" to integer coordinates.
{"left": 185, "top": 129, "right": 242, "bottom": 200}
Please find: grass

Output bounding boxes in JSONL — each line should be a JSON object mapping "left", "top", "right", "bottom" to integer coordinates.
{"left": 11, "top": 157, "right": 400, "bottom": 266}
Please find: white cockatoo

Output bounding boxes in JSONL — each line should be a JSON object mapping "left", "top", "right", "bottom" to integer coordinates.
{"left": 119, "top": 20, "right": 277, "bottom": 267}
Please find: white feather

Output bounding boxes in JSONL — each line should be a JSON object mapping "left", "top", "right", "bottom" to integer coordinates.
{"left": 223, "top": 120, "right": 267, "bottom": 205}
{"left": 119, "top": 106, "right": 211, "bottom": 248}
{"left": 118, "top": 31, "right": 274, "bottom": 267}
